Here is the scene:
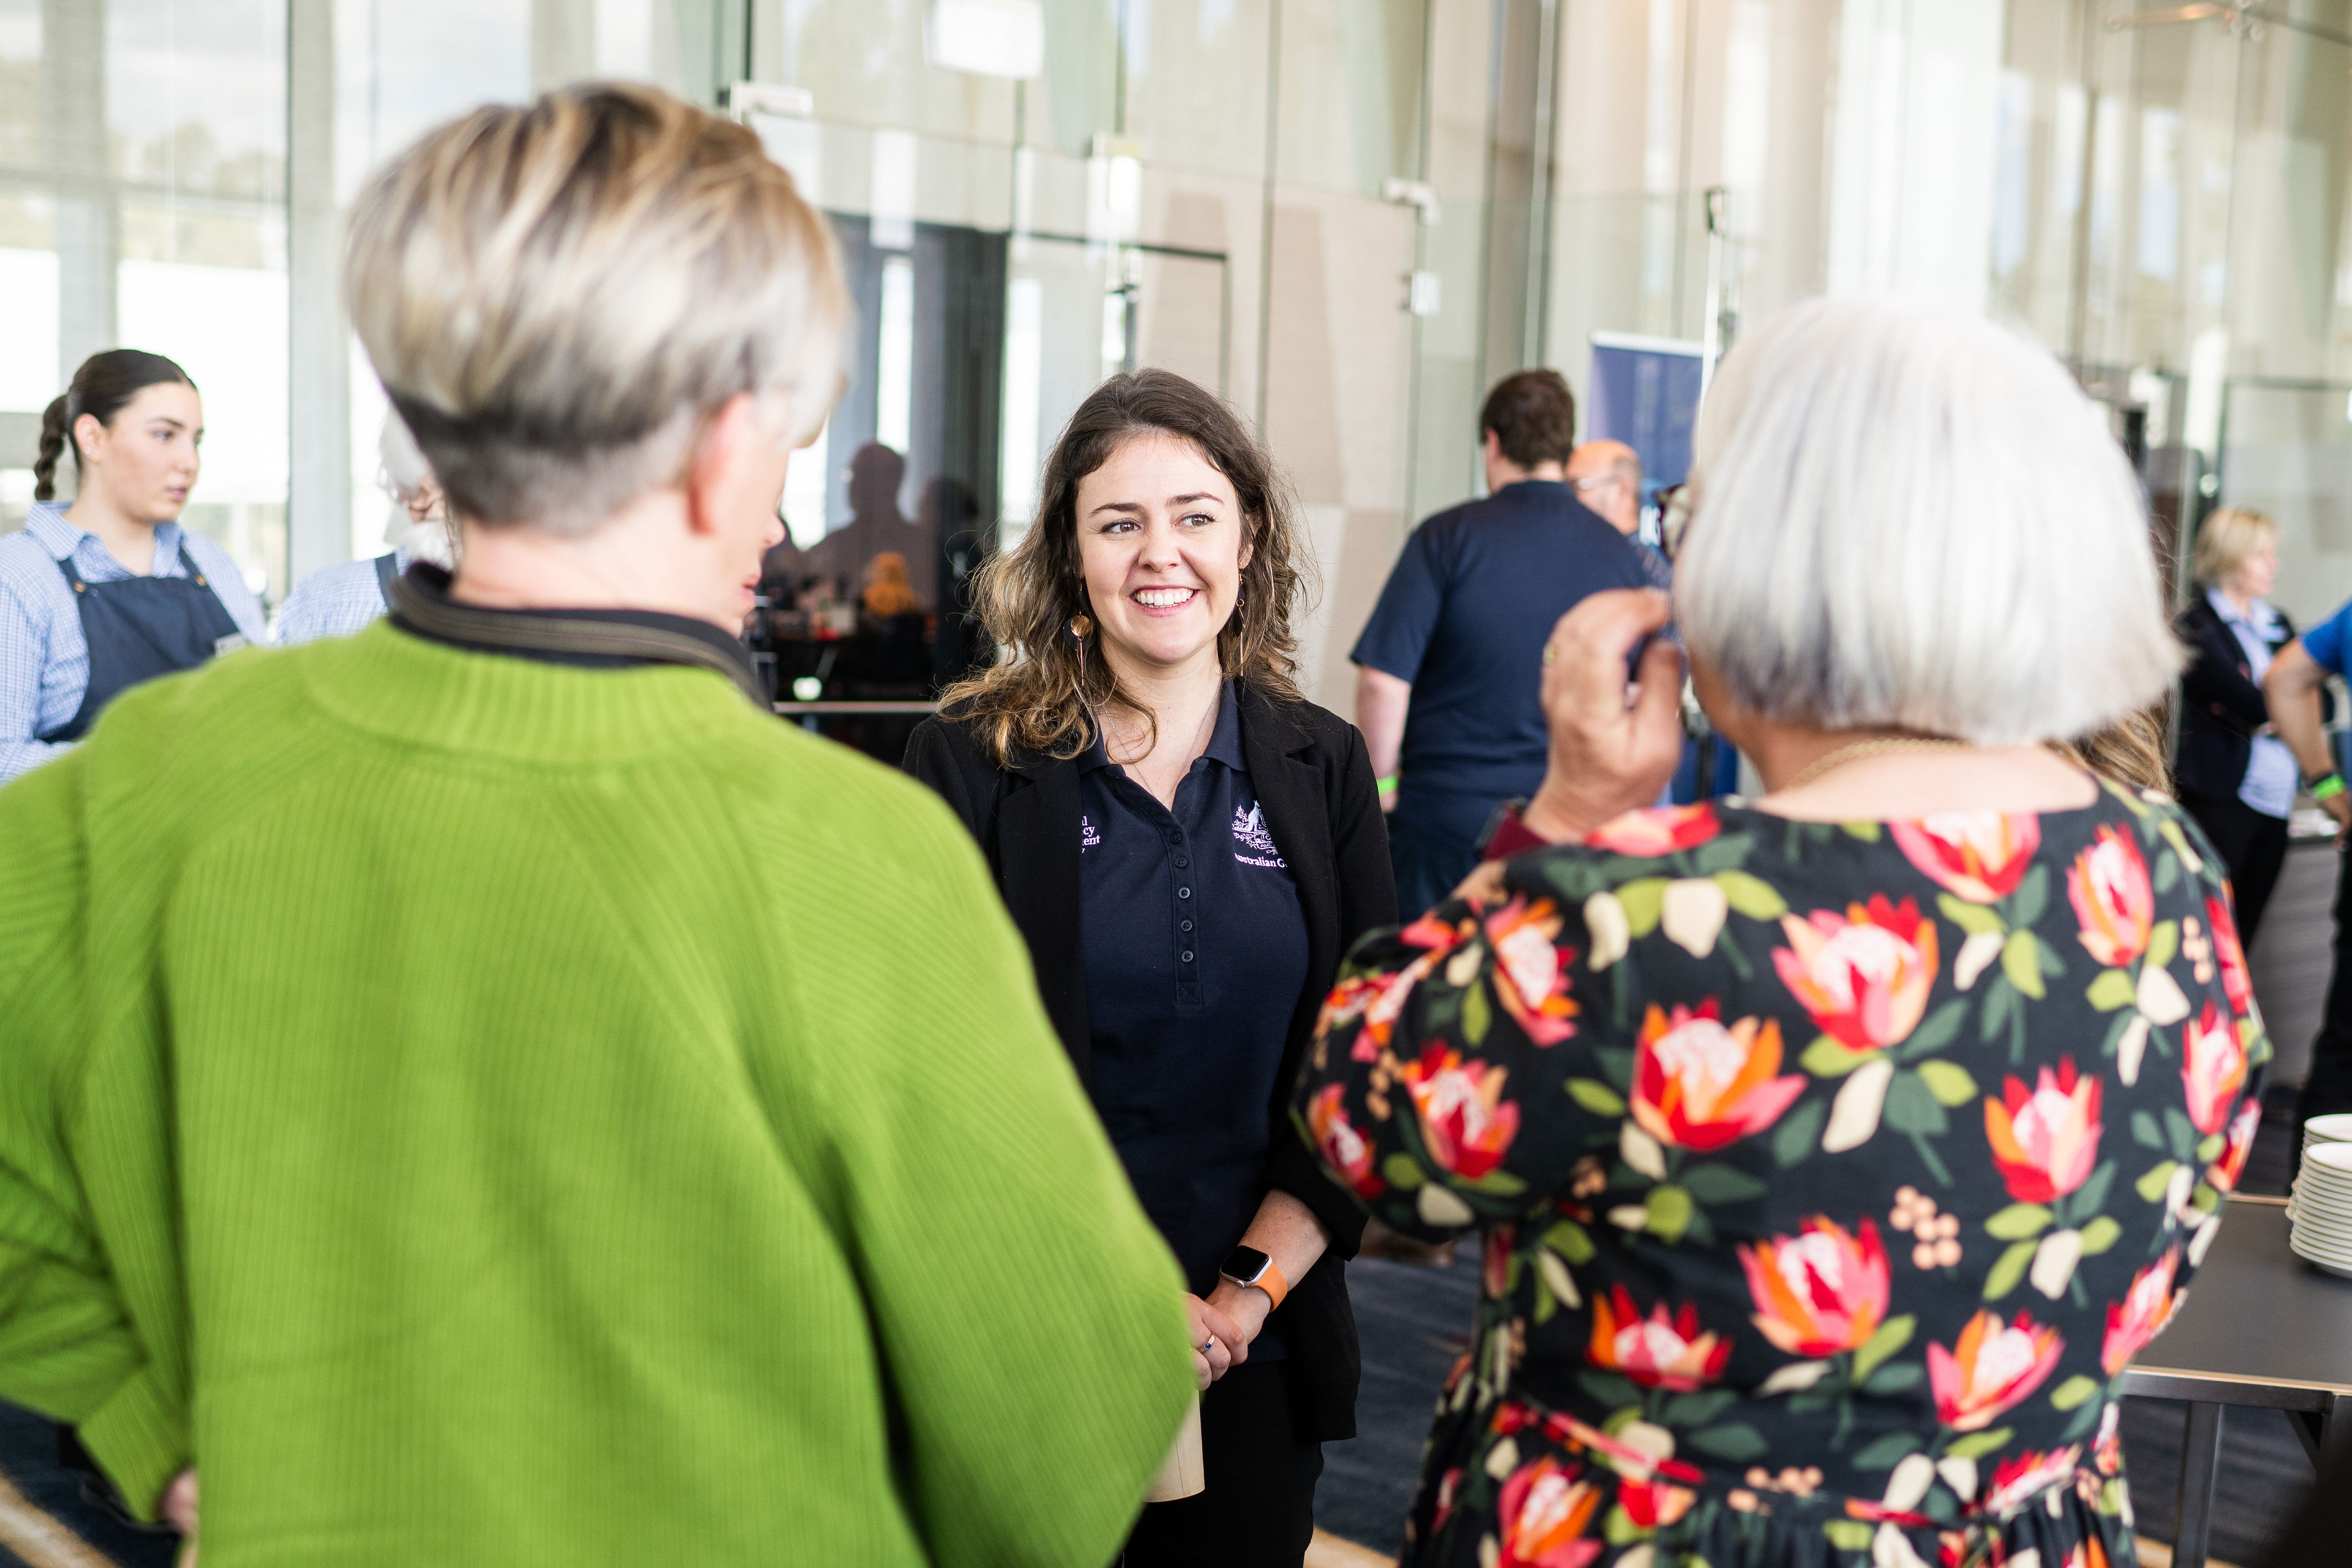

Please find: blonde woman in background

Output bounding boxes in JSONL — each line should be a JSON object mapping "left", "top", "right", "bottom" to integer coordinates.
{"left": 275, "top": 414, "right": 457, "bottom": 644}
{"left": 2176, "top": 506, "right": 2300, "bottom": 940}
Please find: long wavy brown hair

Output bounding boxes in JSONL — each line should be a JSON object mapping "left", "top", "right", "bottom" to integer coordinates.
{"left": 941, "top": 369, "right": 1313, "bottom": 764}
{"left": 2055, "top": 705, "right": 2172, "bottom": 794}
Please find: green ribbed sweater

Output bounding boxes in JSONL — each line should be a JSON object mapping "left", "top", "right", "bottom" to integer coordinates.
{"left": 0, "top": 623, "right": 1193, "bottom": 1566}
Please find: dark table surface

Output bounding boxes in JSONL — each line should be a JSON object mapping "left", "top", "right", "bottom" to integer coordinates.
{"left": 2125, "top": 1194, "right": 2352, "bottom": 1405}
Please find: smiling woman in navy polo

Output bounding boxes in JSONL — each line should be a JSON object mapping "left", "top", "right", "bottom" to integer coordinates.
{"left": 1081, "top": 680, "right": 1311, "bottom": 1365}
{"left": 906, "top": 369, "right": 1396, "bottom": 1566}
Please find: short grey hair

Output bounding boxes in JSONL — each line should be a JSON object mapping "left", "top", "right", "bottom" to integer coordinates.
{"left": 377, "top": 412, "right": 432, "bottom": 502}
{"left": 1676, "top": 296, "right": 2182, "bottom": 745}
{"left": 343, "top": 82, "right": 847, "bottom": 536}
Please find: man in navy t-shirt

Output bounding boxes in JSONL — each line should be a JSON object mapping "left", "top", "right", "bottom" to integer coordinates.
{"left": 1350, "top": 370, "right": 1652, "bottom": 912}
{"left": 2264, "top": 599, "right": 2352, "bottom": 1140}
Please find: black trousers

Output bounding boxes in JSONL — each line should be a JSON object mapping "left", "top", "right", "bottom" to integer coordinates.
{"left": 2298, "top": 841, "right": 2352, "bottom": 1134}
{"left": 1122, "top": 1360, "right": 1322, "bottom": 1568}
{"left": 2180, "top": 790, "right": 2291, "bottom": 944}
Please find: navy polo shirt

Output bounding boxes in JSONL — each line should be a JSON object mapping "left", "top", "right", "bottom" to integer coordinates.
{"left": 1350, "top": 479, "right": 1652, "bottom": 849}
{"left": 1081, "top": 681, "right": 1309, "bottom": 1356}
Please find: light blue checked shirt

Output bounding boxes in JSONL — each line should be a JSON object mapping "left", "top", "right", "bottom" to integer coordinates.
{"left": 276, "top": 549, "right": 406, "bottom": 645}
{"left": 0, "top": 500, "right": 269, "bottom": 783}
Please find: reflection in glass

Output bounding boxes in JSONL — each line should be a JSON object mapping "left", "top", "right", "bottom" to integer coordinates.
{"left": 783, "top": 417, "right": 832, "bottom": 548}
{"left": 999, "top": 275, "right": 1044, "bottom": 537}
{"left": 876, "top": 255, "right": 915, "bottom": 452}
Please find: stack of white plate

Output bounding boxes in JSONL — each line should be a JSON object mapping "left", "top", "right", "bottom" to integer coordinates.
{"left": 2289, "top": 1139, "right": 2352, "bottom": 1278}
{"left": 2304, "top": 1113, "right": 2352, "bottom": 1164}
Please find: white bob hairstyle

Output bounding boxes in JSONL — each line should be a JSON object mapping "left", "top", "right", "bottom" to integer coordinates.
{"left": 1675, "top": 296, "right": 2183, "bottom": 745}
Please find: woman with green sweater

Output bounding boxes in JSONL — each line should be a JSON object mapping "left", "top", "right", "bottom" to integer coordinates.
{"left": 0, "top": 84, "right": 1193, "bottom": 1566}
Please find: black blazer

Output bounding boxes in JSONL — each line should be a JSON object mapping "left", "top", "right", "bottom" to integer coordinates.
{"left": 2175, "top": 595, "right": 2298, "bottom": 806}
{"left": 902, "top": 683, "right": 1398, "bottom": 1441}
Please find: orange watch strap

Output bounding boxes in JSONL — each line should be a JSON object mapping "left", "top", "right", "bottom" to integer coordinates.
{"left": 1254, "top": 1258, "right": 1290, "bottom": 1311}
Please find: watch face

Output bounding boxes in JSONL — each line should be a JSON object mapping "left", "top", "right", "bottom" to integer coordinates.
{"left": 1222, "top": 1245, "right": 1271, "bottom": 1285}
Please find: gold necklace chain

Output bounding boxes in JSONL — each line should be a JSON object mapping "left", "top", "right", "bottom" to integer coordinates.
{"left": 1780, "top": 737, "right": 1972, "bottom": 793}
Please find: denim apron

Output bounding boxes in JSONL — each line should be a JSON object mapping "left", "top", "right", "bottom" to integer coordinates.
{"left": 39, "top": 536, "right": 244, "bottom": 742}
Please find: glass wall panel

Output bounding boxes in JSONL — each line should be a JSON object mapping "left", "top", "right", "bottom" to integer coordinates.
{"left": 1122, "top": 0, "right": 1271, "bottom": 180}
{"left": 1986, "top": 2, "right": 2352, "bottom": 612}
{"left": 1, "top": 0, "right": 290, "bottom": 604}
{"left": 322, "top": 0, "right": 748, "bottom": 562}
{"left": 333, "top": 0, "right": 531, "bottom": 559}
{"left": 757, "top": 0, "right": 1020, "bottom": 147}
{"left": 0, "top": 0, "right": 57, "bottom": 526}
{"left": 1544, "top": 0, "right": 1840, "bottom": 427}
{"left": 1275, "top": 0, "right": 1422, "bottom": 195}
{"left": 2223, "top": 380, "right": 2352, "bottom": 627}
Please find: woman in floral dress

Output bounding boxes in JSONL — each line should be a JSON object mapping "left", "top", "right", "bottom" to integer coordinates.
{"left": 1294, "top": 299, "right": 2264, "bottom": 1568}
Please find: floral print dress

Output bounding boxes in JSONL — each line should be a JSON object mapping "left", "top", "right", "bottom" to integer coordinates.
{"left": 1293, "top": 786, "right": 2267, "bottom": 1568}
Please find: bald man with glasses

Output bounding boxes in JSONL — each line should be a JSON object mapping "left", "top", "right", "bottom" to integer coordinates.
{"left": 1565, "top": 439, "right": 1671, "bottom": 591}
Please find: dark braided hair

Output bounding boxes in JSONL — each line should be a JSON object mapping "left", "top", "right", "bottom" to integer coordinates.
{"left": 34, "top": 350, "right": 196, "bottom": 502}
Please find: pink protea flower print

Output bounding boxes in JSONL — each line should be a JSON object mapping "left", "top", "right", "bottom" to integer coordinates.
{"left": 1587, "top": 1283, "right": 1732, "bottom": 1392}
{"left": 1401, "top": 1046, "right": 1520, "bottom": 1181}
{"left": 1305, "top": 1083, "right": 1380, "bottom": 1198}
{"left": 1928, "top": 1309, "right": 2065, "bottom": 1431}
{"left": 1771, "top": 895, "right": 1938, "bottom": 1052}
{"left": 1629, "top": 1001, "right": 1806, "bottom": 1152}
{"left": 1982, "top": 1057, "right": 2104, "bottom": 1205}
{"left": 1739, "top": 1216, "right": 1891, "bottom": 1357}
{"left": 1494, "top": 1457, "right": 1605, "bottom": 1568}
{"left": 1891, "top": 812, "right": 2041, "bottom": 904}
{"left": 2180, "top": 1000, "right": 2249, "bottom": 1137}
{"left": 2066, "top": 825, "right": 2155, "bottom": 968}
{"left": 2101, "top": 1246, "right": 2183, "bottom": 1376}
{"left": 1584, "top": 802, "right": 1720, "bottom": 858}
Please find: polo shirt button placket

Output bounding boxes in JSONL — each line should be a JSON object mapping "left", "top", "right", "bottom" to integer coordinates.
{"left": 1174, "top": 858, "right": 1200, "bottom": 1006}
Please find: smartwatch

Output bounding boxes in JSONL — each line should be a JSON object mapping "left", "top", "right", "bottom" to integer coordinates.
{"left": 1219, "top": 1246, "right": 1290, "bottom": 1310}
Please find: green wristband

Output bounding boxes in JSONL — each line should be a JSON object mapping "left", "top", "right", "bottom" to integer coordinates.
{"left": 2313, "top": 774, "right": 2346, "bottom": 802}
{"left": 1377, "top": 775, "right": 1399, "bottom": 799}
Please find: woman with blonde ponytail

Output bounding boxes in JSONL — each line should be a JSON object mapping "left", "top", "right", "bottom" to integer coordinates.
{"left": 903, "top": 368, "right": 1395, "bottom": 1566}
{"left": 0, "top": 348, "right": 265, "bottom": 781}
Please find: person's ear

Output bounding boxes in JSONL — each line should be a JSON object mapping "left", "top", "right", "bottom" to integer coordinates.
{"left": 681, "top": 393, "right": 761, "bottom": 540}
{"left": 73, "top": 412, "right": 106, "bottom": 465}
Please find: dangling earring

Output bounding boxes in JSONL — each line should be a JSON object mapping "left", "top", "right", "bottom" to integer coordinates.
{"left": 1069, "top": 608, "right": 1094, "bottom": 689}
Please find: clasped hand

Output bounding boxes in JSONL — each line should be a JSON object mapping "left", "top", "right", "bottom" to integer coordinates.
{"left": 1185, "top": 1283, "right": 1269, "bottom": 1392}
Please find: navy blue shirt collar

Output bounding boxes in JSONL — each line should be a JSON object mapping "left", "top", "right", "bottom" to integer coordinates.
{"left": 1079, "top": 678, "right": 1247, "bottom": 776}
